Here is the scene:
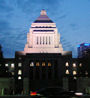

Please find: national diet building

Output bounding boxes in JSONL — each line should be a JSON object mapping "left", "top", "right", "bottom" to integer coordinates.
{"left": 14, "top": 9, "right": 72, "bottom": 94}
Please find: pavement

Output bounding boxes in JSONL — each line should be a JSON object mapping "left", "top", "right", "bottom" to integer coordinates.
{"left": 0, "top": 95, "right": 90, "bottom": 98}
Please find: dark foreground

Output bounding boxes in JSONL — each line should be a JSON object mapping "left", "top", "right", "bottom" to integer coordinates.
{"left": 0, "top": 95, "right": 90, "bottom": 98}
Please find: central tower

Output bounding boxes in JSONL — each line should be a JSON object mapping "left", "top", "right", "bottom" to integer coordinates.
{"left": 15, "top": 10, "right": 72, "bottom": 94}
{"left": 24, "top": 9, "right": 63, "bottom": 54}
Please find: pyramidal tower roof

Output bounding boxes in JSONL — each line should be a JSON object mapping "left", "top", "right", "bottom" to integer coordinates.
{"left": 34, "top": 9, "right": 53, "bottom": 23}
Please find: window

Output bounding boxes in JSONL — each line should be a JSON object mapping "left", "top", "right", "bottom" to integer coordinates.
{"left": 12, "top": 72, "right": 14, "bottom": 75}
{"left": 43, "top": 36, "right": 44, "bottom": 44}
{"left": 85, "top": 71, "right": 88, "bottom": 75}
{"left": 18, "top": 63, "right": 22, "bottom": 67}
{"left": 42, "top": 62, "right": 45, "bottom": 67}
{"left": 37, "top": 37, "right": 38, "bottom": 44}
{"left": 0, "top": 64, "right": 1, "bottom": 66}
{"left": 49, "top": 36, "right": 50, "bottom": 44}
{"left": 36, "top": 62, "right": 40, "bottom": 66}
{"left": 5, "top": 64, "right": 8, "bottom": 67}
{"left": 65, "top": 62, "right": 69, "bottom": 67}
{"left": 73, "top": 63, "right": 76, "bottom": 67}
{"left": 30, "top": 62, "right": 34, "bottom": 67}
{"left": 48, "top": 62, "right": 51, "bottom": 67}
{"left": 11, "top": 63, "right": 14, "bottom": 68}
{"left": 18, "top": 70, "right": 22, "bottom": 75}
{"left": 18, "top": 76, "right": 21, "bottom": 80}
{"left": 19, "top": 57, "right": 21, "bottom": 60}
{"left": 66, "top": 70, "right": 69, "bottom": 74}
{"left": 46, "top": 37, "right": 47, "bottom": 44}
{"left": 40, "top": 37, "right": 41, "bottom": 44}
{"left": 74, "top": 77, "right": 77, "bottom": 79}
{"left": 79, "top": 63, "right": 82, "bottom": 67}
{"left": 73, "top": 71, "right": 77, "bottom": 75}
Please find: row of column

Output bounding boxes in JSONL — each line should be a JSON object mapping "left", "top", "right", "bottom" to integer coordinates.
{"left": 36, "top": 36, "right": 52, "bottom": 45}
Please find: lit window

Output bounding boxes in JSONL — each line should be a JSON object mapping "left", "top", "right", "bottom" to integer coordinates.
{"left": 65, "top": 62, "right": 69, "bottom": 67}
{"left": 73, "top": 63, "right": 76, "bottom": 67}
{"left": 18, "top": 70, "right": 22, "bottom": 75}
{"left": 19, "top": 57, "right": 21, "bottom": 60}
{"left": 66, "top": 70, "right": 69, "bottom": 74}
{"left": 74, "top": 77, "right": 77, "bottom": 79}
{"left": 48, "top": 63, "right": 51, "bottom": 67}
{"left": 36, "top": 62, "right": 40, "bottom": 66}
{"left": 18, "top": 76, "right": 21, "bottom": 80}
{"left": 0, "top": 64, "right": 1, "bottom": 66}
{"left": 30, "top": 62, "right": 34, "bottom": 67}
{"left": 79, "top": 63, "right": 82, "bottom": 67}
{"left": 85, "top": 71, "right": 88, "bottom": 75}
{"left": 12, "top": 72, "right": 14, "bottom": 75}
{"left": 5, "top": 64, "right": 8, "bottom": 67}
{"left": 73, "top": 71, "right": 77, "bottom": 75}
{"left": 18, "top": 63, "right": 22, "bottom": 67}
{"left": 11, "top": 63, "right": 14, "bottom": 68}
{"left": 42, "top": 62, "right": 45, "bottom": 67}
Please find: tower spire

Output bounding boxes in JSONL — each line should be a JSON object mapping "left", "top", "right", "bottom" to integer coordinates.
{"left": 40, "top": 9, "right": 47, "bottom": 15}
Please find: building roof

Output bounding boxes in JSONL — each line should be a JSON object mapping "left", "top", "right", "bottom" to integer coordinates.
{"left": 34, "top": 9, "right": 53, "bottom": 23}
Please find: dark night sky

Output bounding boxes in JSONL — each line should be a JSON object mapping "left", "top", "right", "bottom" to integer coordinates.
{"left": 0, "top": 0, "right": 90, "bottom": 58}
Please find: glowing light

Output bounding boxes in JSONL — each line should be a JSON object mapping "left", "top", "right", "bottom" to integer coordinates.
{"left": 42, "top": 62, "right": 45, "bottom": 66}
{"left": 75, "top": 92, "right": 83, "bottom": 96}
{"left": 18, "top": 70, "right": 22, "bottom": 75}
{"left": 84, "top": 43, "right": 90, "bottom": 46}
{"left": 36, "top": 62, "right": 40, "bottom": 66}
{"left": 48, "top": 63, "right": 51, "bottom": 67}
{"left": 74, "top": 77, "right": 77, "bottom": 79}
{"left": 65, "top": 62, "right": 69, "bottom": 67}
{"left": 30, "top": 62, "right": 34, "bottom": 67}
{"left": 79, "top": 63, "right": 82, "bottom": 67}
{"left": 18, "top": 63, "right": 22, "bottom": 67}
{"left": 66, "top": 70, "right": 69, "bottom": 74}
{"left": 5, "top": 64, "right": 8, "bottom": 67}
{"left": 18, "top": 76, "right": 21, "bottom": 80}
{"left": 73, "top": 63, "right": 76, "bottom": 67}
{"left": 11, "top": 63, "right": 14, "bottom": 68}
{"left": 30, "top": 92, "right": 37, "bottom": 96}
{"left": 73, "top": 71, "right": 77, "bottom": 75}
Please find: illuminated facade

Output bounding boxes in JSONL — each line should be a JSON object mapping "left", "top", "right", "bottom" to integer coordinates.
{"left": 14, "top": 9, "right": 72, "bottom": 94}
